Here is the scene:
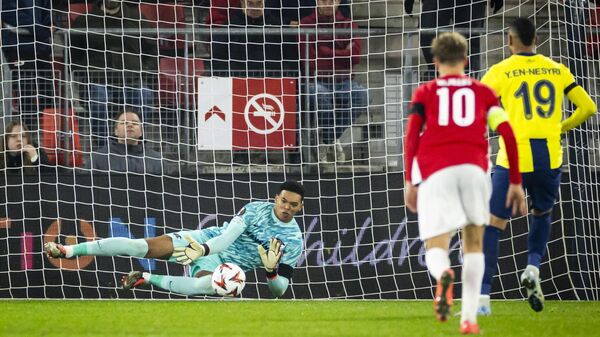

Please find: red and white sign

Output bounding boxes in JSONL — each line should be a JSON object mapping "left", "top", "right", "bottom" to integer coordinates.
{"left": 197, "top": 77, "right": 297, "bottom": 150}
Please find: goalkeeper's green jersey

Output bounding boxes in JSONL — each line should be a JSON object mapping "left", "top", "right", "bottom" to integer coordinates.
{"left": 200, "top": 201, "right": 303, "bottom": 272}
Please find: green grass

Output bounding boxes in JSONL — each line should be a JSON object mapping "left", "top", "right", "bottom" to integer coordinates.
{"left": 0, "top": 300, "right": 598, "bottom": 337}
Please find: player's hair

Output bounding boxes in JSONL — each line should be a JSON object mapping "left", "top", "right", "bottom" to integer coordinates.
{"left": 509, "top": 17, "right": 536, "bottom": 46}
{"left": 279, "top": 180, "right": 305, "bottom": 201}
{"left": 431, "top": 32, "right": 467, "bottom": 65}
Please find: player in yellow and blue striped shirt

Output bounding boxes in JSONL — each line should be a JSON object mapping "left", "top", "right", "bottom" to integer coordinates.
{"left": 478, "top": 17, "right": 597, "bottom": 315}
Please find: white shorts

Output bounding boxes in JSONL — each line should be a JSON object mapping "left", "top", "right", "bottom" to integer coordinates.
{"left": 417, "top": 164, "right": 491, "bottom": 241}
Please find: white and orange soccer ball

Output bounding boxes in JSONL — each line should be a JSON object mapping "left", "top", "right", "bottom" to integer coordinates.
{"left": 211, "top": 263, "right": 246, "bottom": 297}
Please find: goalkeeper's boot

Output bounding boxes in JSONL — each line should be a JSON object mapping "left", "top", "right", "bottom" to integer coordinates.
{"left": 460, "top": 321, "right": 481, "bottom": 335}
{"left": 434, "top": 269, "right": 454, "bottom": 322}
{"left": 122, "top": 271, "right": 145, "bottom": 290}
{"left": 44, "top": 242, "right": 67, "bottom": 259}
{"left": 476, "top": 295, "right": 492, "bottom": 316}
{"left": 520, "top": 266, "right": 544, "bottom": 312}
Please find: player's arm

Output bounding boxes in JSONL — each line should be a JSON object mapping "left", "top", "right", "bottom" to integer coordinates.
{"left": 265, "top": 265, "right": 293, "bottom": 298}
{"left": 257, "top": 237, "right": 293, "bottom": 298}
{"left": 173, "top": 213, "right": 248, "bottom": 265}
{"left": 488, "top": 106, "right": 520, "bottom": 183}
{"left": 203, "top": 216, "right": 247, "bottom": 254}
{"left": 561, "top": 84, "right": 597, "bottom": 133}
{"left": 404, "top": 110, "right": 424, "bottom": 183}
{"left": 403, "top": 100, "right": 425, "bottom": 213}
{"left": 488, "top": 106, "right": 527, "bottom": 215}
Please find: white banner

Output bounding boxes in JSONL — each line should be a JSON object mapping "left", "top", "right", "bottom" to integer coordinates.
{"left": 197, "top": 77, "right": 233, "bottom": 150}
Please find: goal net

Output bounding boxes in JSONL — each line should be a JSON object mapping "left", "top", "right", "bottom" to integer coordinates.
{"left": 0, "top": 0, "right": 598, "bottom": 300}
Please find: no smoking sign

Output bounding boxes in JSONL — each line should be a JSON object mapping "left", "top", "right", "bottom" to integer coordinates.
{"left": 244, "top": 93, "right": 285, "bottom": 135}
{"left": 197, "top": 77, "right": 297, "bottom": 149}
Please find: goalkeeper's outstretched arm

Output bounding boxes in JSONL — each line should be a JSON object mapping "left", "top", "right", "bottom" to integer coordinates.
{"left": 173, "top": 217, "right": 247, "bottom": 265}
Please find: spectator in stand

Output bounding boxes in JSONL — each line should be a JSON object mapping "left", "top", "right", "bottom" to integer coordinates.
{"left": 0, "top": 0, "right": 55, "bottom": 131}
{"left": 206, "top": 0, "right": 350, "bottom": 80}
{"left": 205, "top": 0, "right": 238, "bottom": 26}
{"left": 0, "top": 120, "right": 50, "bottom": 174}
{"left": 86, "top": 110, "right": 169, "bottom": 175}
{"left": 280, "top": 0, "right": 350, "bottom": 25}
{"left": 70, "top": 0, "right": 158, "bottom": 148}
{"left": 210, "top": 0, "right": 297, "bottom": 77}
{"left": 404, "top": 0, "right": 504, "bottom": 79}
{"left": 299, "top": 0, "right": 368, "bottom": 162}
{"left": 206, "top": 0, "right": 349, "bottom": 26}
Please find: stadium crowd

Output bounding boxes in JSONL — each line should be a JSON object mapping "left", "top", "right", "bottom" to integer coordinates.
{"left": 1, "top": 0, "right": 370, "bottom": 173}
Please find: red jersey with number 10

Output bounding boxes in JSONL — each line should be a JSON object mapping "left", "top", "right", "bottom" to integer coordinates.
{"left": 409, "top": 75, "right": 500, "bottom": 183}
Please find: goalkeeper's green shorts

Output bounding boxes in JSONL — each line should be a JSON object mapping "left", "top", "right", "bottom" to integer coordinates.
{"left": 166, "top": 230, "right": 224, "bottom": 276}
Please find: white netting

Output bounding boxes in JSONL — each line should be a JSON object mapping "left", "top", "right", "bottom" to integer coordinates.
{"left": 0, "top": 0, "right": 598, "bottom": 300}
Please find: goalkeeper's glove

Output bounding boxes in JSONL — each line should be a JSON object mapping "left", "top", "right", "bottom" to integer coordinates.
{"left": 257, "top": 237, "right": 283, "bottom": 274}
{"left": 172, "top": 235, "right": 209, "bottom": 265}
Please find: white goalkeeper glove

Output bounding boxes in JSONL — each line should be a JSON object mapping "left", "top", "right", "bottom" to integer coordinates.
{"left": 172, "top": 235, "right": 209, "bottom": 265}
{"left": 257, "top": 237, "right": 283, "bottom": 273}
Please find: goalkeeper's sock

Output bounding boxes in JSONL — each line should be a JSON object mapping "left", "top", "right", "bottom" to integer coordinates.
{"left": 425, "top": 247, "right": 450, "bottom": 280}
{"left": 481, "top": 226, "right": 502, "bottom": 295}
{"left": 528, "top": 213, "right": 552, "bottom": 268}
{"left": 461, "top": 252, "right": 484, "bottom": 324}
{"left": 146, "top": 274, "right": 213, "bottom": 296}
{"left": 70, "top": 238, "right": 148, "bottom": 258}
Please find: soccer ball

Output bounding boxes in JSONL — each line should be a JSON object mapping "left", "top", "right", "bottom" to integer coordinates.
{"left": 211, "top": 263, "right": 246, "bottom": 297}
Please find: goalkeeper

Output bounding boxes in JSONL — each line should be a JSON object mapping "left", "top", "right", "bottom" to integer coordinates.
{"left": 44, "top": 181, "right": 305, "bottom": 298}
{"left": 478, "top": 18, "right": 597, "bottom": 315}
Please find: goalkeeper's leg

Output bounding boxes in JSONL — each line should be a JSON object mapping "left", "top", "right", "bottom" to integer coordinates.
{"left": 45, "top": 235, "right": 175, "bottom": 259}
{"left": 135, "top": 272, "right": 215, "bottom": 296}
{"left": 125, "top": 254, "right": 222, "bottom": 295}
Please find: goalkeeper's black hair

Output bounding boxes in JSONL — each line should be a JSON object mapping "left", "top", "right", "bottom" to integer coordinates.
{"left": 510, "top": 17, "right": 536, "bottom": 47}
{"left": 279, "top": 180, "right": 305, "bottom": 201}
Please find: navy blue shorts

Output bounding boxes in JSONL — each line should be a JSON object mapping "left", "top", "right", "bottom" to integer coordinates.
{"left": 489, "top": 166, "right": 562, "bottom": 219}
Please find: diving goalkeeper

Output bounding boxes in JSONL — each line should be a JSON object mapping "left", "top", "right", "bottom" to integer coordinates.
{"left": 44, "top": 181, "right": 305, "bottom": 298}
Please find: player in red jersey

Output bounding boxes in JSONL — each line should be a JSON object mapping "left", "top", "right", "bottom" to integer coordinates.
{"left": 404, "top": 32, "right": 527, "bottom": 335}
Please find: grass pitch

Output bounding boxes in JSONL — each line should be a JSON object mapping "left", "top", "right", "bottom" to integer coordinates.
{"left": 1, "top": 300, "right": 598, "bottom": 337}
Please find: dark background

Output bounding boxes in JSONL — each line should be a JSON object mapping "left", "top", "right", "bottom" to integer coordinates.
{"left": 0, "top": 172, "right": 596, "bottom": 300}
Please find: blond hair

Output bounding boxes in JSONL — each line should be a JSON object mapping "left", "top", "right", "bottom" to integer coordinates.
{"left": 431, "top": 32, "right": 468, "bottom": 65}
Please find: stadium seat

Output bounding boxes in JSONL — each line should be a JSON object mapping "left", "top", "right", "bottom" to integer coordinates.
{"left": 587, "top": 6, "right": 600, "bottom": 59}
{"left": 158, "top": 57, "right": 205, "bottom": 107}
{"left": 206, "top": 0, "right": 240, "bottom": 25}
{"left": 40, "top": 108, "right": 84, "bottom": 167}
{"left": 66, "top": 3, "right": 92, "bottom": 27}
{"left": 139, "top": 3, "right": 188, "bottom": 55}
